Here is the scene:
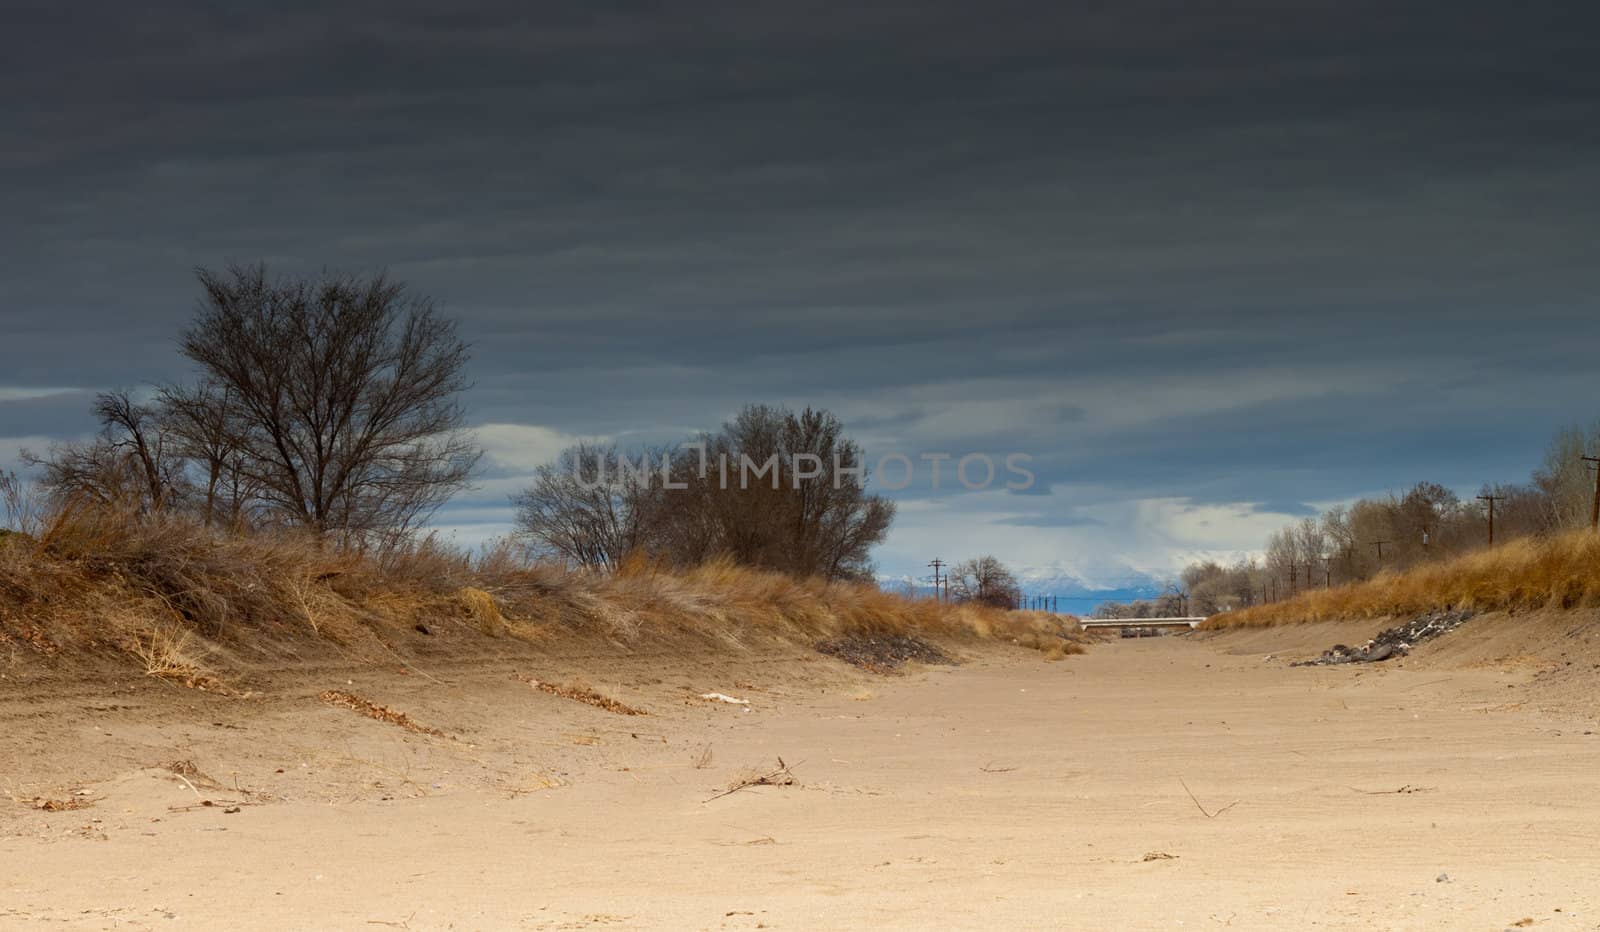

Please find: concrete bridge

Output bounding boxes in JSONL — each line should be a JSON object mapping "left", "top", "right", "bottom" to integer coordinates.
{"left": 1078, "top": 617, "right": 1206, "bottom": 630}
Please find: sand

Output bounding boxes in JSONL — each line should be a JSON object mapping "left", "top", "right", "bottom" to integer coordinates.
{"left": 4, "top": 620, "right": 1600, "bottom": 930}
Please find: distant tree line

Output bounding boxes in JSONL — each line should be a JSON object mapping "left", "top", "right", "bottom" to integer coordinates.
{"left": 1174, "top": 423, "right": 1600, "bottom": 615}
{"left": 1090, "top": 589, "right": 1189, "bottom": 620}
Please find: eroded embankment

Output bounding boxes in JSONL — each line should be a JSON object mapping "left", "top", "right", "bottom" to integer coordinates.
{"left": 1195, "top": 607, "right": 1600, "bottom": 719}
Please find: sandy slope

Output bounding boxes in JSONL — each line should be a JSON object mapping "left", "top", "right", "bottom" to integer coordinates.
{"left": 3, "top": 627, "right": 1600, "bottom": 931}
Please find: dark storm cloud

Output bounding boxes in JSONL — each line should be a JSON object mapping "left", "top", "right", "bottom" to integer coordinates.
{"left": 2, "top": 0, "right": 1597, "bottom": 574}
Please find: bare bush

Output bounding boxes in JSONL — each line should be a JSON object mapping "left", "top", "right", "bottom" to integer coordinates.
{"left": 512, "top": 443, "right": 654, "bottom": 571}
{"left": 948, "top": 555, "right": 1022, "bottom": 609}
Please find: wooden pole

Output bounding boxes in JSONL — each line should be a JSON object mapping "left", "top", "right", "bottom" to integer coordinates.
{"left": 1477, "top": 494, "right": 1504, "bottom": 546}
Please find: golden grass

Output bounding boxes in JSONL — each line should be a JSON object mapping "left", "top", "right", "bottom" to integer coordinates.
{"left": 457, "top": 587, "right": 506, "bottom": 637}
{"left": 1205, "top": 530, "right": 1600, "bottom": 629}
{"left": 0, "top": 505, "right": 1087, "bottom": 676}
{"left": 129, "top": 626, "right": 201, "bottom": 678}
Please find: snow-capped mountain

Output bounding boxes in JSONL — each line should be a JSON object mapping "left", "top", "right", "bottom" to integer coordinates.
{"left": 878, "top": 560, "right": 1174, "bottom": 615}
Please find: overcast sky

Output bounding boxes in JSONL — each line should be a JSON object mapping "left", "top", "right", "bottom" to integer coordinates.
{"left": 3, "top": 0, "right": 1597, "bottom": 587}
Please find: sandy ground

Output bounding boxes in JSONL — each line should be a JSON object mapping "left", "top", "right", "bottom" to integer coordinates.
{"left": 4, "top": 621, "right": 1600, "bottom": 931}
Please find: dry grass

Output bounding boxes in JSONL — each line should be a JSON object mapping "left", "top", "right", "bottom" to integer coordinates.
{"left": 130, "top": 627, "right": 200, "bottom": 679}
{"left": 458, "top": 587, "right": 507, "bottom": 637}
{"left": 1206, "top": 530, "right": 1600, "bottom": 629}
{"left": 0, "top": 504, "right": 1088, "bottom": 678}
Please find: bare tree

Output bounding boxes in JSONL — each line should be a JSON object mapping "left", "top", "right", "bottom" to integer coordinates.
{"left": 514, "top": 405, "right": 895, "bottom": 581}
{"left": 180, "top": 265, "right": 480, "bottom": 537}
{"left": 1535, "top": 422, "right": 1600, "bottom": 530}
{"left": 26, "top": 390, "right": 185, "bottom": 513}
{"left": 511, "top": 443, "right": 653, "bottom": 570}
{"left": 948, "top": 555, "right": 1022, "bottom": 609}
{"left": 159, "top": 381, "right": 260, "bottom": 527}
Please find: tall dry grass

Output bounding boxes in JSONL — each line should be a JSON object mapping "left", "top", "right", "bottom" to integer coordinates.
{"left": 1204, "top": 530, "right": 1600, "bottom": 629}
{"left": 0, "top": 505, "right": 1079, "bottom": 668}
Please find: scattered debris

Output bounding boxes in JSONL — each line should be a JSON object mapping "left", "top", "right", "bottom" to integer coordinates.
{"left": 1294, "top": 610, "right": 1476, "bottom": 666}
{"left": 317, "top": 689, "right": 449, "bottom": 738}
{"left": 980, "top": 763, "right": 1018, "bottom": 773}
{"left": 705, "top": 757, "right": 797, "bottom": 802}
{"left": 515, "top": 673, "right": 646, "bottom": 715}
{"left": 166, "top": 760, "right": 227, "bottom": 791}
{"left": 815, "top": 634, "right": 953, "bottom": 673}
{"left": 1436, "top": 873, "right": 1452, "bottom": 883}
{"left": 28, "top": 797, "right": 93, "bottom": 812}
{"left": 1142, "top": 851, "right": 1177, "bottom": 862}
{"left": 700, "top": 692, "right": 750, "bottom": 705}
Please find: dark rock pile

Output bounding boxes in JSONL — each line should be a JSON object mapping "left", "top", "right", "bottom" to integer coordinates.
{"left": 815, "top": 633, "right": 954, "bottom": 673}
{"left": 1292, "top": 609, "right": 1476, "bottom": 667}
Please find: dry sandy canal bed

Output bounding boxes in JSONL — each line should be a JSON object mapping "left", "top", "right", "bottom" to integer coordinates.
{"left": 3, "top": 634, "right": 1598, "bottom": 930}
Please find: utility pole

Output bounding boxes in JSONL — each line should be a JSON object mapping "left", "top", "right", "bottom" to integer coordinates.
{"left": 927, "top": 559, "right": 945, "bottom": 604}
{"left": 1371, "top": 540, "right": 1391, "bottom": 562}
{"left": 1322, "top": 556, "right": 1333, "bottom": 588}
{"left": 1584, "top": 456, "right": 1600, "bottom": 531}
{"left": 1477, "top": 494, "right": 1505, "bottom": 546}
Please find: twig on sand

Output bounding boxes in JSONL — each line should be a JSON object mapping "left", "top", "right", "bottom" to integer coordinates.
{"left": 1348, "top": 784, "right": 1436, "bottom": 795}
{"left": 171, "top": 771, "right": 205, "bottom": 799}
{"left": 980, "top": 762, "right": 1018, "bottom": 773}
{"left": 1179, "top": 778, "right": 1239, "bottom": 819}
{"left": 704, "top": 757, "right": 797, "bottom": 803}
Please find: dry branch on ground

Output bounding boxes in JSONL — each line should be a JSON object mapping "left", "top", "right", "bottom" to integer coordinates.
{"left": 318, "top": 689, "right": 449, "bottom": 738}
{"left": 705, "top": 757, "right": 797, "bottom": 802}
{"left": 514, "top": 673, "right": 646, "bottom": 716}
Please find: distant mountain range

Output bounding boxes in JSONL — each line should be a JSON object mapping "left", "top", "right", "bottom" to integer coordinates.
{"left": 879, "top": 561, "right": 1174, "bottom": 616}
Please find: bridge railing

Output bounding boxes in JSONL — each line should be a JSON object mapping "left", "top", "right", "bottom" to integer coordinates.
{"left": 1077, "top": 617, "right": 1207, "bottom": 629}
